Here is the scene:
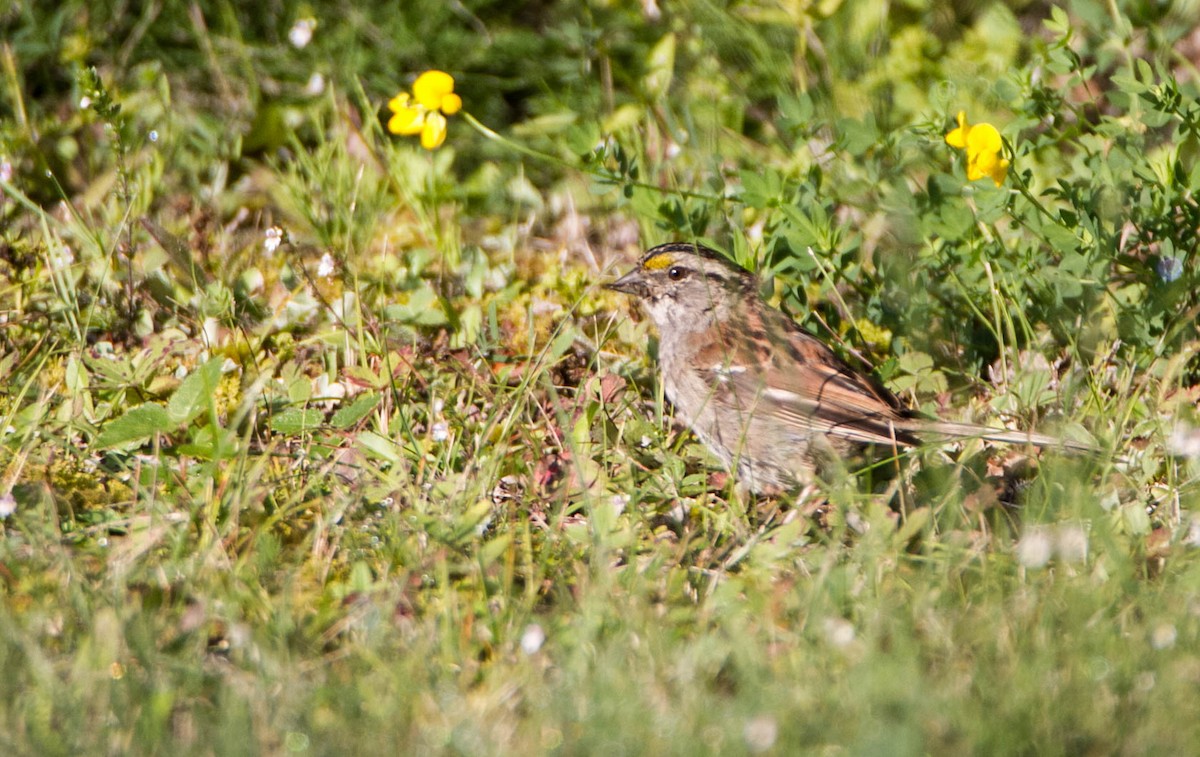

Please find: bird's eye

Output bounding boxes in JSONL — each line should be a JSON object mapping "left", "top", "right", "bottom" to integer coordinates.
{"left": 667, "top": 266, "right": 686, "bottom": 281}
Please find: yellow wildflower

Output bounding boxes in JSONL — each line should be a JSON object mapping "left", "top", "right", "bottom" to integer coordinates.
{"left": 945, "top": 111, "right": 1009, "bottom": 187}
{"left": 388, "top": 70, "right": 461, "bottom": 150}
{"left": 412, "top": 70, "right": 461, "bottom": 114}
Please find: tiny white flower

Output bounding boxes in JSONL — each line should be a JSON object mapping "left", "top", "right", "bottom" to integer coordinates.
{"left": 148, "top": 130, "right": 159, "bottom": 143}
{"left": 519, "top": 623, "right": 545, "bottom": 655}
{"left": 666, "top": 501, "right": 689, "bottom": 525}
{"left": 0, "top": 491, "right": 15, "bottom": 518}
{"left": 845, "top": 510, "right": 869, "bottom": 534}
{"left": 226, "top": 622, "right": 252, "bottom": 649}
{"left": 201, "top": 316, "right": 221, "bottom": 346}
{"left": 610, "top": 494, "right": 629, "bottom": 517}
{"left": 431, "top": 398, "right": 445, "bottom": 414}
{"left": 1150, "top": 623, "right": 1177, "bottom": 650}
{"left": 822, "top": 617, "right": 856, "bottom": 648}
{"left": 79, "top": 95, "right": 92, "bottom": 109}
{"left": 1056, "top": 524, "right": 1089, "bottom": 564}
{"left": 288, "top": 18, "right": 316, "bottom": 49}
{"left": 743, "top": 715, "right": 778, "bottom": 754}
{"left": 1183, "top": 517, "right": 1200, "bottom": 549}
{"left": 0, "top": 160, "right": 12, "bottom": 183}
{"left": 1157, "top": 256, "right": 1184, "bottom": 283}
{"left": 474, "top": 513, "right": 492, "bottom": 537}
{"left": 431, "top": 420, "right": 449, "bottom": 442}
{"left": 305, "top": 72, "right": 326, "bottom": 96}
{"left": 50, "top": 244, "right": 75, "bottom": 269}
{"left": 263, "top": 226, "right": 284, "bottom": 254}
{"left": 240, "top": 267, "right": 265, "bottom": 295}
{"left": 313, "top": 374, "right": 346, "bottom": 402}
{"left": 1016, "top": 527, "right": 1053, "bottom": 569}
{"left": 747, "top": 221, "right": 765, "bottom": 244}
{"left": 317, "top": 252, "right": 335, "bottom": 278}
{"left": 1167, "top": 423, "right": 1200, "bottom": 458}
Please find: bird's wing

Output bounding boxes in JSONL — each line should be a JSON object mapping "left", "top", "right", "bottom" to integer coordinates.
{"left": 692, "top": 308, "right": 919, "bottom": 447}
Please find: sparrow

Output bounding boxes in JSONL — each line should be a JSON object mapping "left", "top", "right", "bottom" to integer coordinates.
{"left": 607, "top": 242, "right": 1092, "bottom": 493}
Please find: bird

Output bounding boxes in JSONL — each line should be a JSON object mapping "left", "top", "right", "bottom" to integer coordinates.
{"left": 607, "top": 241, "right": 1094, "bottom": 494}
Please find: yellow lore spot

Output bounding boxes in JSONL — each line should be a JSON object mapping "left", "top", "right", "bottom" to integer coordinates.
{"left": 642, "top": 253, "right": 675, "bottom": 271}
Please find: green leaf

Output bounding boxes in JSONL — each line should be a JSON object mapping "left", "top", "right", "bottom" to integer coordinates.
{"left": 643, "top": 32, "right": 675, "bottom": 100}
{"left": 895, "top": 507, "right": 931, "bottom": 544}
{"left": 330, "top": 393, "right": 381, "bottom": 429}
{"left": 1110, "top": 73, "right": 1148, "bottom": 95}
{"left": 1135, "top": 58, "right": 1154, "bottom": 84}
{"left": 778, "top": 92, "right": 814, "bottom": 132}
{"left": 740, "top": 168, "right": 783, "bottom": 209}
{"left": 65, "top": 354, "right": 89, "bottom": 394}
{"left": 929, "top": 203, "right": 974, "bottom": 239}
{"left": 95, "top": 404, "right": 174, "bottom": 448}
{"left": 385, "top": 285, "right": 448, "bottom": 327}
{"left": 455, "top": 303, "right": 482, "bottom": 346}
{"left": 269, "top": 408, "right": 325, "bottom": 435}
{"left": 451, "top": 499, "right": 494, "bottom": 542}
{"left": 892, "top": 351, "right": 947, "bottom": 394}
{"left": 166, "top": 357, "right": 224, "bottom": 426}
{"left": 356, "top": 431, "right": 401, "bottom": 463}
{"left": 477, "top": 534, "right": 513, "bottom": 568}
{"left": 1040, "top": 223, "right": 1080, "bottom": 252}
{"left": 1121, "top": 503, "right": 1151, "bottom": 536}
{"left": 549, "top": 325, "right": 576, "bottom": 360}
{"left": 836, "top": 115, "right": 878, "bottom": 157}
{"left": 1043, "top": 5, "right": 1070, "bottom": 35}
{"left": 177, "top": 423, "right": 238, "bottom": 460}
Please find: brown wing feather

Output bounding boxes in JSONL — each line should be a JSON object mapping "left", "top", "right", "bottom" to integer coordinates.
{"left": 694, "top": 303, "right": 919, "bottom": 447}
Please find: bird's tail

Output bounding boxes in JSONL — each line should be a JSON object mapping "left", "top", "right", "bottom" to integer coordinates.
{"left": 901, "top": 419, "right": 1098, "bottom": 454}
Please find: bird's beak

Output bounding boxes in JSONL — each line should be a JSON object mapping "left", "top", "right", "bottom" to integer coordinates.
{"left": 606, "top": 268, "right": 647, "bottom": 297}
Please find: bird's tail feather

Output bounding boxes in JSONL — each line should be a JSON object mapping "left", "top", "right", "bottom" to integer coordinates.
{"left": 903, "top": 419, "right": 1098, "bottom": 454}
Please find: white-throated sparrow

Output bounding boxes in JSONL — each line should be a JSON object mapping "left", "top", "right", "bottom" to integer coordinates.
{"left": 608, "top": 242, "right": 1091, "bottom": 493}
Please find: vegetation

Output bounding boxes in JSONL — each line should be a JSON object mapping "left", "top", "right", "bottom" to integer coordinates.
{"left": 2, "top": 0, "right": 1199, "bottom": 752}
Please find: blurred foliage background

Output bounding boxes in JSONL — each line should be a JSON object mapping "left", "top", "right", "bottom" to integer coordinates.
{"left": 2, "top": 0, "right": 1200, "bottom": 753}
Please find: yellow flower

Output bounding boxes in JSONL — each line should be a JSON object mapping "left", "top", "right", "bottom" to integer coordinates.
{"left": 412, "top": 70, "right": 461, "bottom": 115}
{"left": 388, "top": 70, "right": 461, "bottom": 150}
{"left": 945, "top": 111, "right": 1009, "bottom": 187}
